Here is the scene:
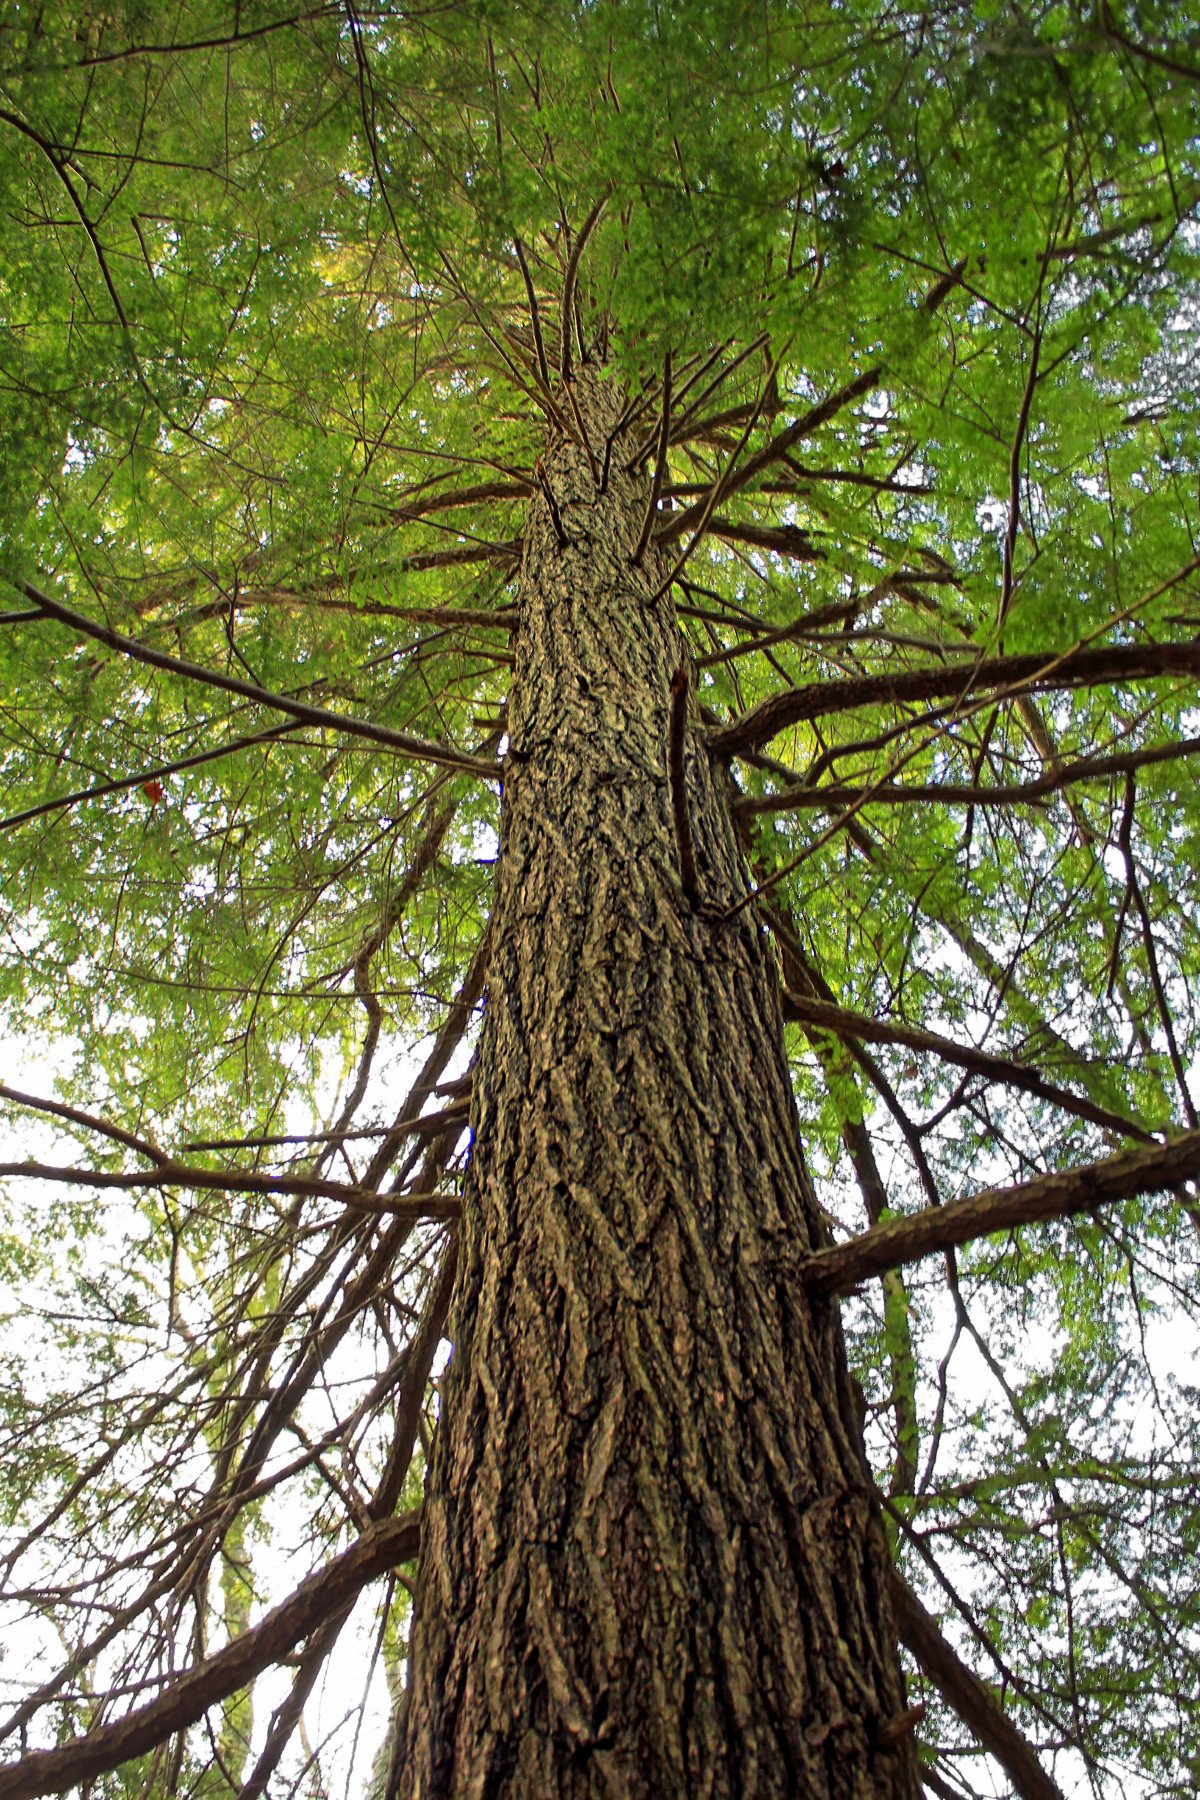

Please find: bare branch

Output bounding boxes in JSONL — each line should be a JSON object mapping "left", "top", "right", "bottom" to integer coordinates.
{"left": 779, "top": 989, "right": 1155, "bottom": 1144}
{"left": 890, "top": 1576, "right": 1067, "bottom": 1800}
{"left": 0, "top": 1512, "right": 422, "bottom": 1800}
{"left": 797, "top": 1130, "right": 1200, "bottom": 1296}
{"left": 648, "top": 358, "right": 784, "bottom": 604}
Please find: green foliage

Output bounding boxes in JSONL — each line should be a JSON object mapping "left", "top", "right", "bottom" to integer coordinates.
{"left": 0, "top": 1, "right": 1198, "bottom": 1794}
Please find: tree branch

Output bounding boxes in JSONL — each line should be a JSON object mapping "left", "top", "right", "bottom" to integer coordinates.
{"left": 890, "top": 1575, "right": 1067, "bottom": 1800}
{"left": 632, "top": 351, "right": 671, "bottom": 564}
{"left": 559, "top": 190, "right": 611, "bottom": 381}
{"left": 714, "top": 613, "right": 1200, "bottom": 758}
{"left": 735, "top": 732, "right": 1200, "bottom": 815}
{"left": 0, "top": 1084, "right": 170, "bottom": 1166}
{"left": 513, "top": 236, "right": 552, "bottom": 390}
{"left": 0, "top": 1512, "right": 422, "bottom": 1800}
{"left": 7, "top": 577, "right": 501, "bottom": 781}
{"left": 778, "top": 989, "right": 1154, "bottom": 1143}
{"left": 798, "top": 1130, "right": 1200, "bottom": 1296}
{"left": 657, "top": 367, "right": 881, "bottom": 547}
{"left": 0, "top": 1159, "right": 460, "bottom": 1218}
{"left": 0, "top": 723, "right": 301, "bottom": 833}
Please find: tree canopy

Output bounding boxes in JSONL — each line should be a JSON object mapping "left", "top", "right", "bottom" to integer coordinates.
{"left": 1, "top": 2, "right": 1199, "bottom": 1795}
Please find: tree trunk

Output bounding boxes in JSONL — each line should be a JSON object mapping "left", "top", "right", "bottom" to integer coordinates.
{"left": 392, "top": 372, "right": 919, "bottom": 1799}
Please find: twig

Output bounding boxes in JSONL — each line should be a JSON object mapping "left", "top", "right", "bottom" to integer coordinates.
{"left": 182, "top": 1101, "right": 469, "bottom": 1155}
{"left": 560, "top": 189, "right": 611, "bottom": 381}
{"left": 533, "top": 458, "right": 569, "bottom": 547}
{"left": 999, "top": 305, "right": 1044, "bottom": 637}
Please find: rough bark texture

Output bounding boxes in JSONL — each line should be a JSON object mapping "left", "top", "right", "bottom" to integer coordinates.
{"left": 393, "top": 373, "right": 919, "bottom": 1799}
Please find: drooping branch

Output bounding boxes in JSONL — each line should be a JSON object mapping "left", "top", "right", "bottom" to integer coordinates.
{"left": 890, "top": 1576, "right": 1067, "bottom": 1800}
{"left": 798, "top": 1130, "right": 1200, "bottom": 1296}
{"left": 0, "top": 722, "right": 302, "bottom": 833}
{"left": 778, "top": 989, "right": 1155, "bottom": 1142}
{"left": 0, "top": 1512, "right": 422, "bottom": 1800}
{"left": 8, "top": 578, "right": 502, "bottom": 781}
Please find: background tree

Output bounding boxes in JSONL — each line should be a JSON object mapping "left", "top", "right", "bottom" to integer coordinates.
{"left": 0, "top": 2, "right": 1199, "bottom": 1796}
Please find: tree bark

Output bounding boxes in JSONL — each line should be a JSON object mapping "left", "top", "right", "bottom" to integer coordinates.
{"left": 393, "top": 373, "right": 920, "bottom": 1799}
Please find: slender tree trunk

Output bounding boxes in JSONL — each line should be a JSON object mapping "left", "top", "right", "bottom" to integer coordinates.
{"left": 393, "top": 373, "right": 919, "bottom": 1799}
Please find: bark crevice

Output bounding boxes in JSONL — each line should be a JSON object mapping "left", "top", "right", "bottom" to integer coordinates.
{"left": 393, "top": 370, "right": 920, "bottom": 1799}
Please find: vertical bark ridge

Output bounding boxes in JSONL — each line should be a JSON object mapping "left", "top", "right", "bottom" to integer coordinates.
{"left": 395, "top": 371, "right": 919, "bottom": 1799}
